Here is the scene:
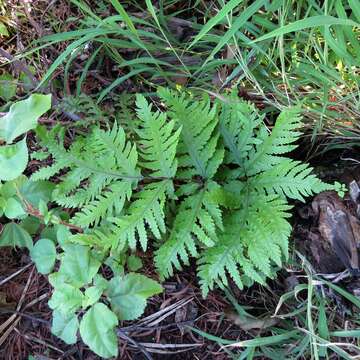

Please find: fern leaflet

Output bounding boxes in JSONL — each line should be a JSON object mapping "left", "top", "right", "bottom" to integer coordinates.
{"left": 158, "top": 88, "right": 224, "bottom": 179}
{"left": 155, "top": 181, "right": 223, "bottom": 278}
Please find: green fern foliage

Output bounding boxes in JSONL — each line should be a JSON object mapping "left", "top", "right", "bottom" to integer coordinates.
{"left": 32, "top": 123, "right": 139, "bottom": 227}
{"left": 158, "top": 88, "right": 224, "bottom": 179}
{"left": 135, "top": 94, "right": 181, "bottom": 178}
{"left": 198, "top": 195, "right": 292, "bottom": 296}
{"left": 109, "top": 181, "right": 167, "bottom": 252}
{"left": 155, "top": 181, "right": 223, "bottom": 278}
{"left": 33, "top": 89, "right": 341, "bottom": 297}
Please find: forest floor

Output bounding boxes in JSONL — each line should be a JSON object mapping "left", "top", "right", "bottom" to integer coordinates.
{"left": 1, "top": 1, "right": 360, "bottom": 359}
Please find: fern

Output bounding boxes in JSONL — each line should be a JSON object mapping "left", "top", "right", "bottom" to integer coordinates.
{"left": 242, "top": 107, "right": 303, "bottom": 177}
{"left": 155, "top": 181, "right": 223, "bottom": 278}
{"left": 57, "top": 94, "right": 107, "bottom": 125}
{"left": 219, "top": 99, "right": 262, "bottom": 167}
{"left": 32, "top": 123, "right": 139, "bottom": 227}
{"left": 196, "top": 97, "right": 336, "bottom": 296}
{"left": 103, "top": 95, "right": 181, "bottom": 251}
{"left": 248, "top": 158, "right": 333, "bottom": 201}
{"left": 158, "top": 88, "right": 224, "bottom": 179}
{"left": 108, "top": 181, "right": 167, "bottom": 251}
{"left": 32, "top": 89, "right": 341, "bottom": 297}
{"left": 135, "top": 94, "right": 181, "bottom": 179}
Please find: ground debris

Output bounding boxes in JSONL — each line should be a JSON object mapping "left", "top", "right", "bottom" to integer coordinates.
{"left": 298, "top": 184, "right": 360, "bottom": 275}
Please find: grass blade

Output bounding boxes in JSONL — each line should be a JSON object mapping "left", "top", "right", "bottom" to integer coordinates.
{"left": 204, "top": 0, "right": 267, "bottom": 65}
{"left": 226, "top": 330, "right": 300, "bottom": 348}
{"left": 253, "top": 15, "right": 359, "bottom": 43}
{"left": 188, "top": 0, "right": 244, "bottom": 49}
{"left": 97, "top": 67, "right": 152, "bottom": 103}
{"left": 109, "top": 0, "right": 138, "bottom": 36}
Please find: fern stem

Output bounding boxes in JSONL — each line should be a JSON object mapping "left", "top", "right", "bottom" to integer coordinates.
{"left": 26, "top": 202, "right": 84, "bottom": 233}
{"left": 15, "top": 186, "right": 83, "bottom": 233}
{"left": 70, "top": 158, "right": 196, "bottom": 184}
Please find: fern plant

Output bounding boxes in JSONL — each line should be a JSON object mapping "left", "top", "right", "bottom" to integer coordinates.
{"left": 32, "top": 89, "right": 342, "bottom": 301}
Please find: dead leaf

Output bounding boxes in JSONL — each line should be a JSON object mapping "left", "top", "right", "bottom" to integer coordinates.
{"left": 226, "top": 312, "right": 278, "bottom": 331}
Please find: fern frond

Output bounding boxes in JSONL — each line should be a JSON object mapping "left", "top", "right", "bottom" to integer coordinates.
{"left": 58, "top": 94, "right": 106, "bottom": 126}
{"left": 90, "top": 123, "right": 139, "bottom": 178}
{"left": 158, "top": 88, "right": 224, "bottom": 179}
{"left": 135, "top": 94, "right": 181, "bottom": 178}
{"left": 248, "top": 158, "right": 335, "bottom": 202}
{"left": 55, "top": 173, "right": 110, "bottom": 208}
{"left": 32, "top": 123, "right": 139, "bottom": 227}
{"left": 243, "top": 107, "right": 302, "bottom": 176}
{"left": 31, "top": 127, "right": 71, "bottom": 181}
{"left": 219, "top": 98, "right": 262, "bottom": 167}
{"left": 109, "top": 180, "right": 168, "bottom": 251}
{"left": 72, "top": 181, "right": 132, "bottom": 227}
{"left": 198, "top": 234, "right": 258, "bottom": 297}
{"left": 198, "top": 195, "right": 292, "bottom": 297}
{"left": 155, "top": 182, "right": 222, "bottom": 278}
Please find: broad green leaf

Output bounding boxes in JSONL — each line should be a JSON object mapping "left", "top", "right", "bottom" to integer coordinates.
{"left": 18, "top": 180, "right": 54, "bottom": 207}
{"left": 0, "top": 138, "right": 28, "bottom": 181}
{"left": 107, "top": 273, "right": 162, "bottom": 320}
{"left": 82, "top": 286, "right": 103, "bottom": 308}
{"left": 0, "top": 74, "right": 16, "bottom": 101}
{"left": 20, "top": 216, "right": 40, "bottom": 235}
{"left": 56, "top": 225, "right": 71, "bottom": 246}
{"left": 48, "top": 283, "right": 84, "bottom": 315}
{"left": 0, "top": 176, "right": 26, "bottom": 198}
{"left": 38, "top": 199, "right": 49, "bottom": 218}
{"left": 30, "top": 238, "right": 56, "bottom": 274}
{"left": 0, "top": 22, "right": 9, "bottom": 36}
{"left": 0, "top": 93, "right": 51, "bottom": 143}
{"left": 79, "top": 303, "right": 118, "bottom": 358}
{"left": 59, "top": 244, "right": 101, "bottom": 287}
{"left": 0, "top": 222, "right": 32, "bottom": 249}
{"left": 48, "top": 271, "right": 69, "bottom": 288}
{"left": 40, "top": 225, "right": 57, "bottom": 243}
{"left": 0, "top": 198, "right": 4, "bottom": 217}
{"left": 94, "top": 274, "right": 109, "bottom": 291}
{"left": 0, "top": 179, "right": 17, "bottom": 198}
{"left": 4, "top": 198, "right": 26, "bottom": 219}
{"left": 105, "top": 256, "right": 124, "bottom": 276}
{"left": 127, "top": 255, "right": 143, "bottom": 272}
{"left": 51, "top": 310, "right": 79, "bottom": 344}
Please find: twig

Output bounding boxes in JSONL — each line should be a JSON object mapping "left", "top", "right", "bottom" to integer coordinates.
{"left": 0, "top": 263, "right": 32, "bottom": 286}
{"left": 341, "top": 157, "right": 360, "bottom": 165}
{"left": 23, "top": 200, "right": 83, "bottom": 233}
{"left": 117, "top": 329, "right": 154, "bottom": 360}
{"left": 0, "top": 309, "right": 49, "bottom": 325}
{"left": 15, "top": 329, "right": 64, "bottom": 354}
{"left": 0, "top": 267, "right": 35, "bottom": 346}
{"left": 15, "top": 186, "right": 83, "bottom": 233}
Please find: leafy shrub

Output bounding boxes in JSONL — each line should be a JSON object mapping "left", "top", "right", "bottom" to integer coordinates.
{"left": 0, "top": 89, "right": 344, "bottom": 358}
